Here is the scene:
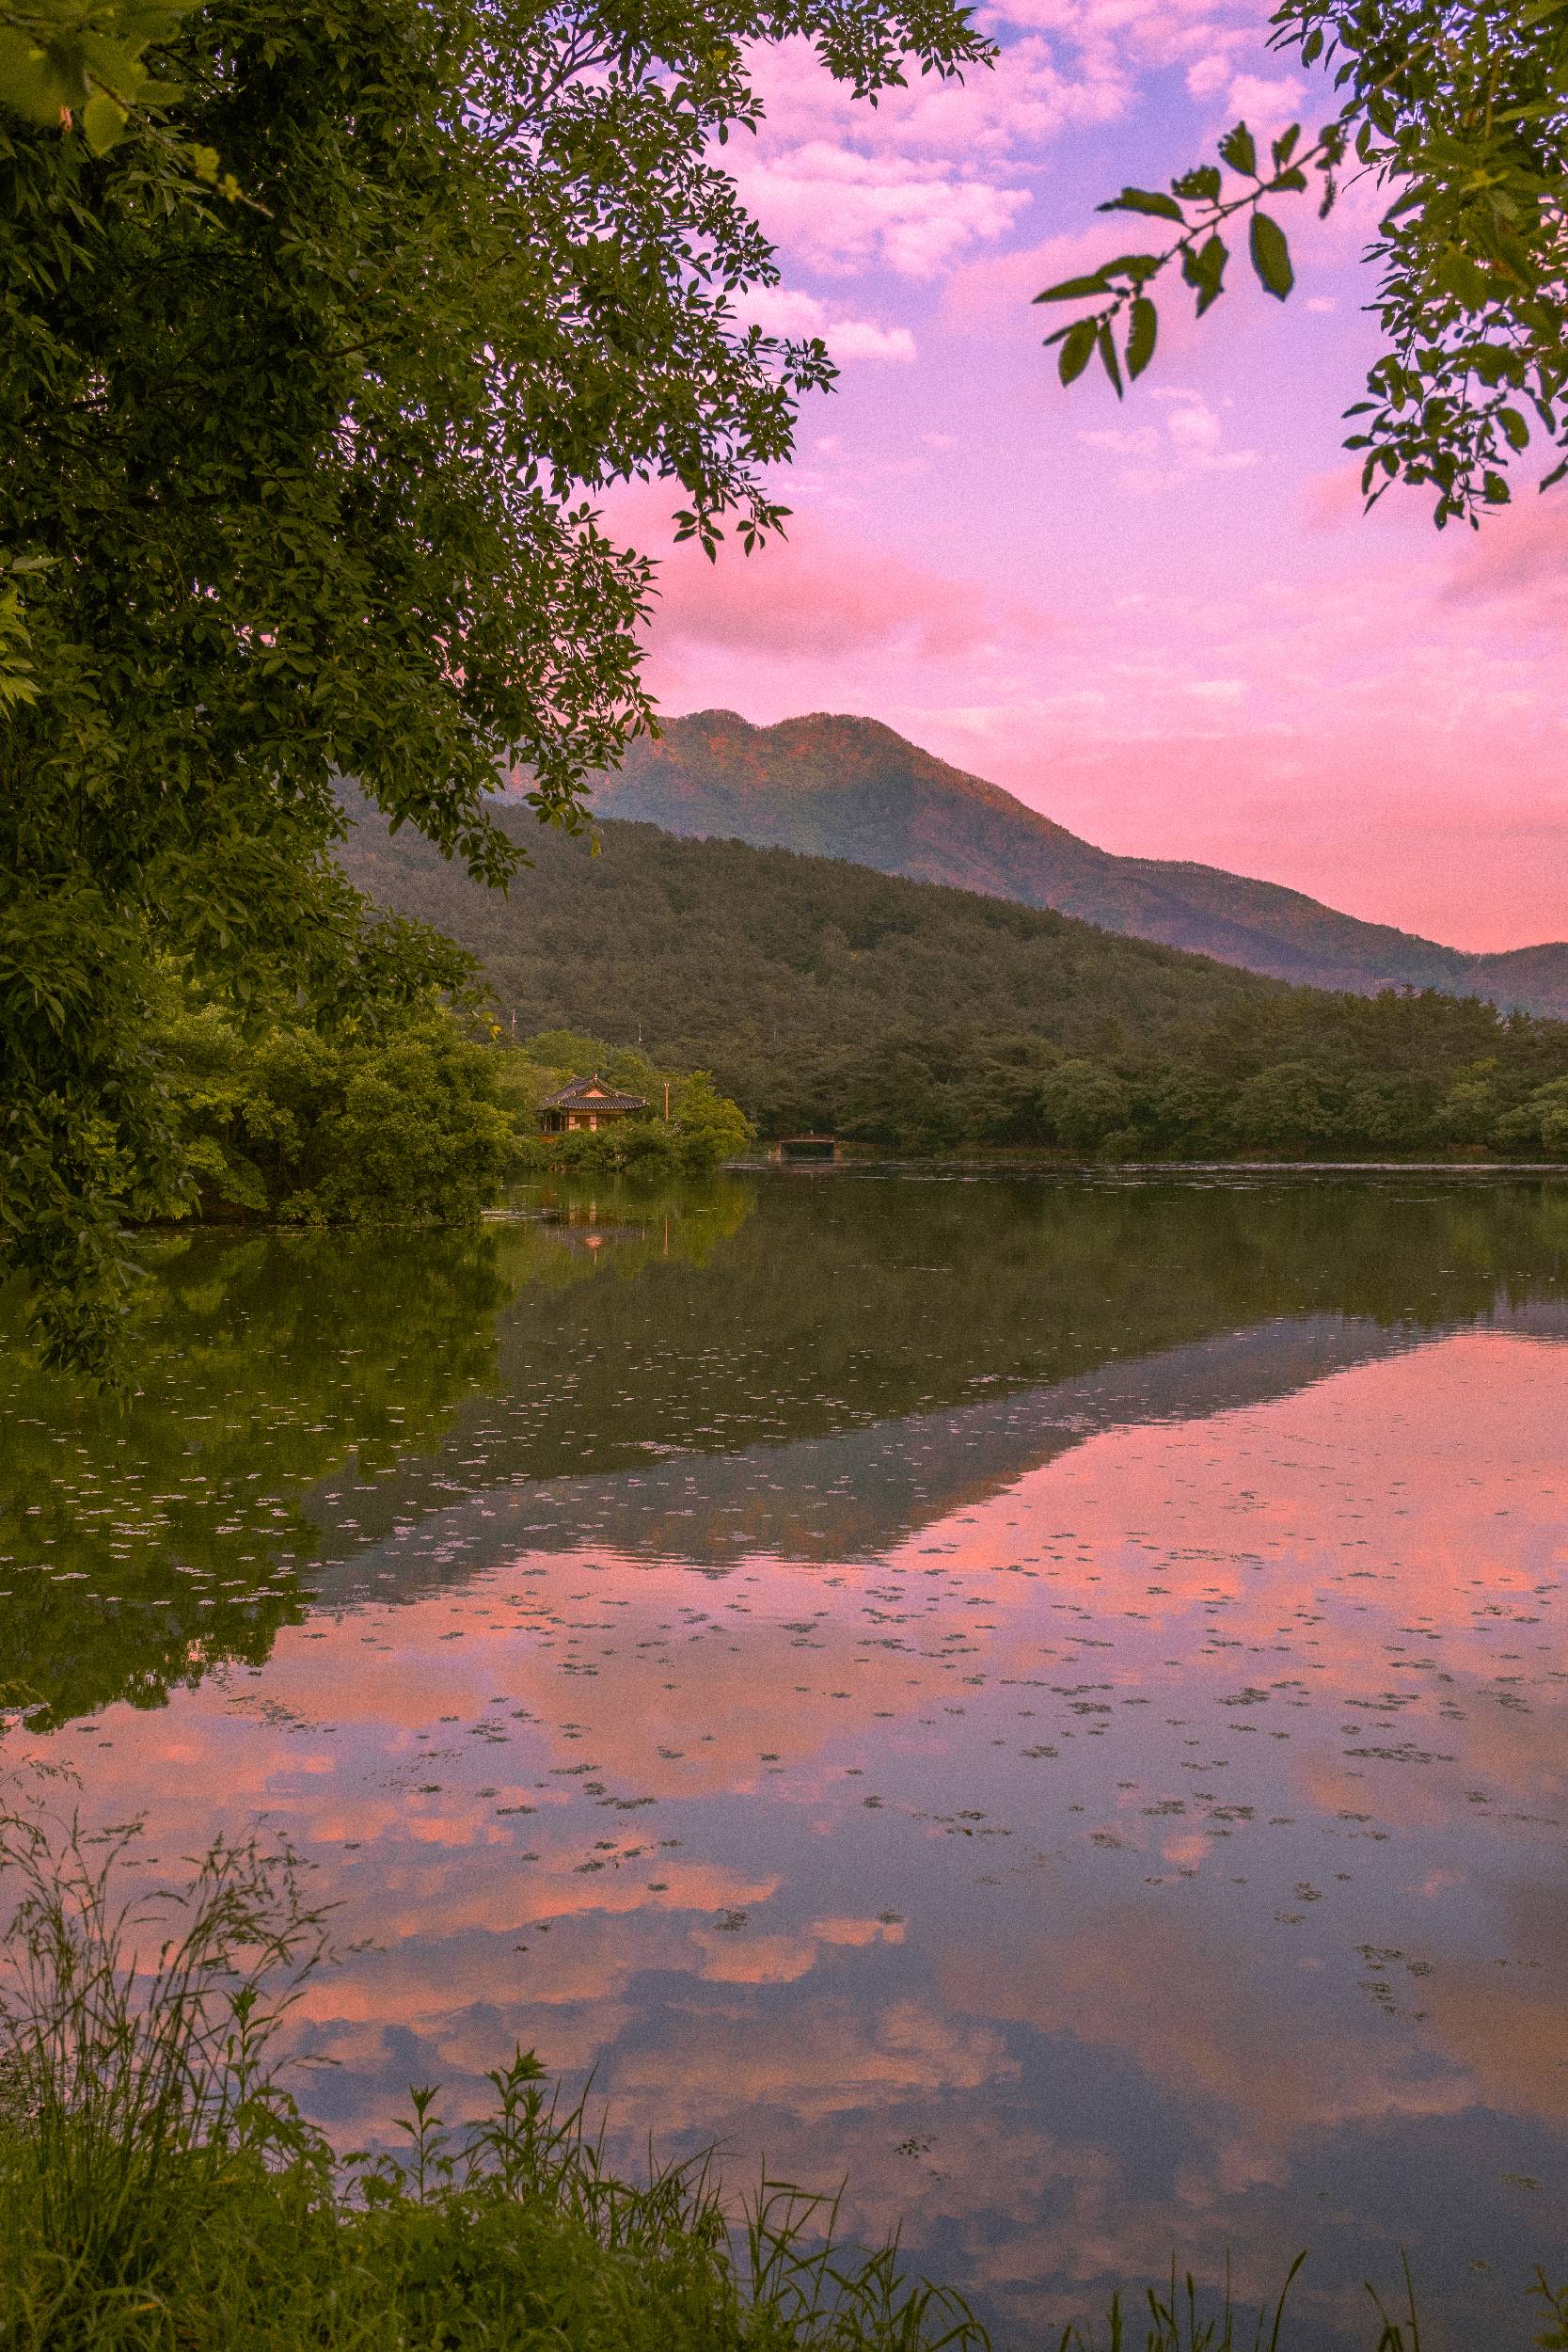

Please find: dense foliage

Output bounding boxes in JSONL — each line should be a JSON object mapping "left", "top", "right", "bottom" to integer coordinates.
{"left": 1040, "top": 0, "right": 1568, "bottom": 525}
{"left": 141, "top": 991, "right": 755, "bottom": 1217}
{"left": 157, "top": 993, "right": 517, "bottom": 1226}
{"left": 0, "top": 0, "right": 987, "bottom": 1367}
{"left": 344, "top": 804, "right": 1568, "bottom": 1161}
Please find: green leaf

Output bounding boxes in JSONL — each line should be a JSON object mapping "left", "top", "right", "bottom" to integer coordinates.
{"left": 1435, "top": 246, "right": 1493, "bottom": 310}
{"left": 1034, "top": 272, "right": 1111, "bottom": 304}
{"left": 0, "top": 27, "right": 76, "bottom": 123}
{"left": 1096, "top": 252, "right": 1162, "bottom": 282}
{"left": 1097, "top": 319, "right": 1123, "bottom": 399}
{"left": 1218, "top": 122, "right": 1258, "bottom": 177}
{"left": 1482, "top": 470, "right": 1511, "bottom": 503}
{"left": 1270, "top": 124, "right": 1300, "bottom": 170}
{"left": 1498, "top": 406, "right": 1530, "bottom": 452}
{"left": 1172, "top": 165, "right": 1221, "bottom": 203}
{"left": 1098, "top": 186, "right": 1185, "bottom": 222}
{"left": 1181, "top": 234, "right": 1228, "bottom": 316}
{"left": 1126, "top": 296, "right": 1157, "bottom": 379}
{"left": 1057, "top": 318, "right": 1096, "bottom": 385}
{"left": 81, "top": 91, "right": 128, "bottom": 152}
{"left": 1249, "top": 212, "right": 1293, "bottom": 299}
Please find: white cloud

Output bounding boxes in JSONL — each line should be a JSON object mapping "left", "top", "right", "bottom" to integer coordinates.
{"left": 1077, "top": 393, "right": 1257, "bottom": 491}
{"left": 739, "top": 285, "right": 917, "bottom": 360}
{"left": 736, "top": 142, "right": 1032, "bottom": 278}
{"left": 1220, "top": 71, "right": 1307, "bottom": 130}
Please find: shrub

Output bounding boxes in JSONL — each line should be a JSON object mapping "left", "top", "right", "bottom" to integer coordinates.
{"left": 156, "top": 999, "right": 515, "bottom": 1225}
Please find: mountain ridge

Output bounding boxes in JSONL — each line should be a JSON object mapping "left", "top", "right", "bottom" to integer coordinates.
{"left": 582, "top": 710, "right": 1568, "bottom": 1016}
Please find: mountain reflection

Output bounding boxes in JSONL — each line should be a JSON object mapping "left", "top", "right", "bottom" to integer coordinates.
{"left": 3, "top": 1175, "right": 1568, "bottom": 2352}
{"left": 6, "top": 1172, "right": 1566, "bottom": 1728}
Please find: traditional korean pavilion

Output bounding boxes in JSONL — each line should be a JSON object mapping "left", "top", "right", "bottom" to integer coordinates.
{"left": 537, "top": 1073, "right": 649, "bottom": 1135}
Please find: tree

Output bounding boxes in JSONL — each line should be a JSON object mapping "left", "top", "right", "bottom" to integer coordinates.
{"left": 1229, "top": 1059, "right": 1346, "bottom": 1151}
{"left": 671, "top": 1070, "right": 755, "bottom": 1169}
{"left": 0, "top": 0, "right": 990, "bottom": 1369}
{"left": 1037, "top": 1058, "right": 1132, "bottom": 1152}
{"left": 158, "top": 993, "right": 519, "bottom": 1223}
{"left": 1037, "top": 0, "right": 1568, "bottom": 527}
{"left": 1496, "top": 1075, "right": 1568, "bottom": 1153}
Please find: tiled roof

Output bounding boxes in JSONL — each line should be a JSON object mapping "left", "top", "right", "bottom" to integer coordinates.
{"left": 539, "top": 1072, "right": 648, "bottom": 1111}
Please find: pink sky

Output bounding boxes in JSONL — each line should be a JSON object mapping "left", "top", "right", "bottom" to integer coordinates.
{"left": 619, "top": 0, "right": 1568, "bottom": 952}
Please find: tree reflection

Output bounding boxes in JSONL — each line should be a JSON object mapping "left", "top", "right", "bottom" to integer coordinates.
{"left": 5, "top": 1174, "right": 1567, "bottom": 1726}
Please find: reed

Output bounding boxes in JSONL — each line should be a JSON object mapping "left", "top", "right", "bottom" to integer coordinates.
{"left": 0, "top": 1814, "right": 1562, "bottom": 2352}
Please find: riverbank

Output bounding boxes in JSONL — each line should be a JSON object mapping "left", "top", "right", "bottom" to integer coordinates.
{"left": 1, "top": 1821, "right": 1563, "bottom": 2352}
{"left": 736, "top": 1149, "right": 1568, "bottom": 1175}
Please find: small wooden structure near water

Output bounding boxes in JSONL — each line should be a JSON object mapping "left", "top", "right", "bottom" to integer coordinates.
{"left": 538, "top": 1073, "right": 648, "bottom": 1135}
{"left": 770, "top": 1134, "right": 838, "bottom": 1165}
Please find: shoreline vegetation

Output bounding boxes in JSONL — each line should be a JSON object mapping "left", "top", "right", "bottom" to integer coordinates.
{"left": 0, "top": 1819, "right": 1564, "bottom": 2352}
{"left": 146, "top": 997, "right": 755, "bottom": 1231}
{"left": 144, "top": 983, "right": 1568, "bottom": 1249}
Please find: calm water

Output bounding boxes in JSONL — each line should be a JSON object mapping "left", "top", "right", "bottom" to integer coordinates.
{"left": 4, "top": 1172, "right": 1568, "bottom": 2347}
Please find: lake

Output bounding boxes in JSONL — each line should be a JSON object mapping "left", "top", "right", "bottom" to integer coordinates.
{"left": 4, "top": 1170, "right": 1567, "bottom": 2348}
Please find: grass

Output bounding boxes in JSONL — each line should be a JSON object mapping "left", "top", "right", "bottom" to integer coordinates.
{"left": 0, "top": 1813, "right": 1564, "bottom": 2352}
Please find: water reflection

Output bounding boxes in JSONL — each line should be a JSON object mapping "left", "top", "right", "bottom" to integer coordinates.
{"left": 3, "top": 1174, "right": 1567, "bottom": 2350}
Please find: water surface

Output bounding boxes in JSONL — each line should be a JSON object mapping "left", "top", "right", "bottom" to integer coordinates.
{"left": 4, "top": 1173, "right": 1567, "bottom": 2348}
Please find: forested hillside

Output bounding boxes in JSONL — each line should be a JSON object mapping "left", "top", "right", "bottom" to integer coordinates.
{"left": 340, "top": 800, "right": 1568, "bottom": 1159}
{"left": 587, "top": 711, "right": 1568, "bottom": 1016}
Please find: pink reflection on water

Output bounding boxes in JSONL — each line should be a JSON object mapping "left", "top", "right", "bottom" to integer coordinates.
{"left": 12, "top": 1328, "right": 1568, "bottom": 2344}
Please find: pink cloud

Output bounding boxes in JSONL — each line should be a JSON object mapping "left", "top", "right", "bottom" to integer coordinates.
{"left": 735, "top": 141, "right": 1032, "bottom": 278}
{"left": 739, "top": 286, "right": 916, "bottom": 362}
{"left": 647, "top": 520, "right": 1044, "bottom": 661}
{"left": 987, "top": 0, "right": 1273, "bottom": 77}
{"left": 1441, "top": 495, "right": 1568, "bottom": 616}
{"left": 943, "top": 226, "right": 1123, "bottom": 336}
{"left": 749, "top": 30, "right": 1127, "bottom": 159}
{"left": 1212, "top": 69, "right": 1308, "bottom": 134}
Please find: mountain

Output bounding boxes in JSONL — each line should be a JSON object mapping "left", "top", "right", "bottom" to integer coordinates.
{"left": 340, "top": 803, "right": 1290, "bottom": 1079}
{"left": 338, "top": 796, "right": 1568, "bottom": 1155}
{"left": 582, "top": 710, "right": 1568, "bottom": 1017}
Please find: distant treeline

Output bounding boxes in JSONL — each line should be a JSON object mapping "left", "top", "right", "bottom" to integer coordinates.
{"left": 759, "top": 1009, "right": 1568, "bottom": 1159}
{"left": 340, "top": 803, "right": 1568, "bottom": 1161}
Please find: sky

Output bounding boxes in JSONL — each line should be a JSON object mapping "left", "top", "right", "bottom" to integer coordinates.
{"left": 615, "top": 0, "right": 1568, "bottom": 953}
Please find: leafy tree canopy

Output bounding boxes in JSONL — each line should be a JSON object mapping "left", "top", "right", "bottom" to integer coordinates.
{"left": 1037, "top": 0, "right": 1568, "bottom": 526}
{"left": 0, "top": 0, "right": 990, "bottom": 1370}
{"left": 156, "top": 988, "right": 519, "bottom": 1225}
